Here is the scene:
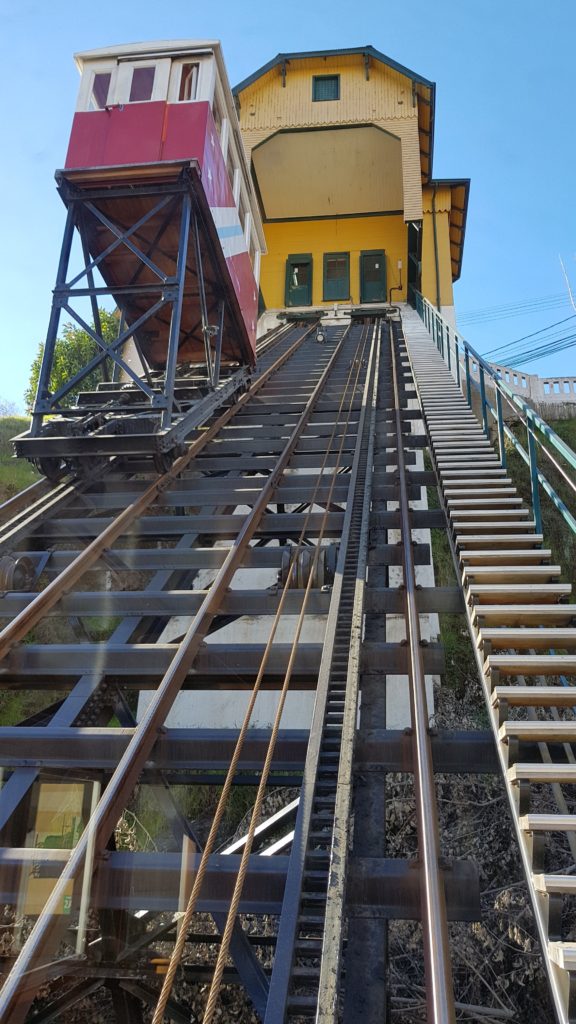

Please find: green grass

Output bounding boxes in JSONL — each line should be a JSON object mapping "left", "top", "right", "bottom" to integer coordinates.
{"left": 0, "top": 416, "right": 40, "bottom": 500}
{"left": 426, "top": 415, "right": 576, "bottom": 697}
{"left": 501, "top": 417, "right": 576, "bottom": 589}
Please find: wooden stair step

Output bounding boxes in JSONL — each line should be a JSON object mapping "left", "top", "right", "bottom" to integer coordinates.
{"left": 475, "top": 606, "right": 576, "bottom": 627}
{"left": 480, "top": 628, "right": 576, "bottom": 650}
{"left": 448, "top": 498, "right": 523, "bottom": 508}
{"left": 444, "top": 487, "right": 516, "bottom": 498}
{"left": 461, "top": 549, "right": 551, "bottom": 565}
{"left": 519, "top": 814, "right": 576, "bottom": 832}
{"left": 442, "top": 469, "right": 508, "bottom": 477}
{"left": 460, "top": 534, "right": 544, "bottom": 548}
{"left": 508, "top": 763, "right": 576, "bottom": 784}
{"left": 492, "top": 684, "right": 576, "bottom": 708}
{"left": 437, "top": 458, "right": 501, "bottom": 465}
{"left": 464, "top": 566, "right": 561, "bottom": 584}
{"left": 548, "top": 942, "right": 576, "bottom": 970}
{"left": 454, "top": 521, "right": 535, "bottom": 534}
{"left": 443, "top": 479, "right": 514, "bottom": 489}
{"left": 535, "top": 876, "right": 576, "bottom": 894}
{"left": 489, "top": 653, "right": 576, "bottom": 676}
{"left": 500, "top": 720, "right": 576, "bottom": 742}
{"left": 468, "top": 584, "right": 571, "bottom": 604}
{"left": 452, "top": 509, "right": 531, "bottom": 519}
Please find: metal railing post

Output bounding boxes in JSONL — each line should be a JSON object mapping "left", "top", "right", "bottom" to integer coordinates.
{"left": 496, "top": 386, "right": 506, "bottom": 469}
{"left": 464, "top": 347, "right": 472, "bottom": 408}
{"left": 527, "top": 424, "right": 543, "bottom": 533}
{"left": 410, "top": 289, "right": 576, "bottom": 541}
{"left": 446, "top": 324, "right": 451, "bottom": 372}
{"left": 479, "top": 365, "right": 489, "bottom": 437}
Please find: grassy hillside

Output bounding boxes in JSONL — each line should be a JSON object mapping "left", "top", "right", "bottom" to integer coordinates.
{"left": 504, "top": 416, "right": 576, "bottom": 589}
{"left": 0, "top": 417, "right": 40, "bottom": 500}
{"left": 428, "top": 414, "right": 576, "bottom": 696}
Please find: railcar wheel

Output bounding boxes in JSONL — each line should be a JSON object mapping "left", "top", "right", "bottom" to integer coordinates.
{"left": 33, "top": 457, "right": 63, "bottom": 483}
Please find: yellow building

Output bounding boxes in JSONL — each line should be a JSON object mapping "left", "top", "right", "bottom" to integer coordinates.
{"left": 233, "top": 46, "right": 468, "bottom": 319}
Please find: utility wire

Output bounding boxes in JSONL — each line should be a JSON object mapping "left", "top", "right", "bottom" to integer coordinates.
{"left": 459, "top": 293, "right": 570, "bottom": 325}
{"left": 481, "top": 314, "right": 576, "bottom": 358}
{"left": 496, "top": 331, "right": 576, "bottom": 368}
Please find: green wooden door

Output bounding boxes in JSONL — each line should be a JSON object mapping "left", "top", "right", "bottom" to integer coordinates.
{"left": 285, "top": 254, "right": 313, "bottom": 307}
{"left": 323, "top": 252, "right": 350, "bottom": 301}
{"left": 360, "top": 250, "right": 387, "bottom": 303}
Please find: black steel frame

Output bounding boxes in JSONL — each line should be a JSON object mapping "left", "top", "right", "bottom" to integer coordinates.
{"left": 14, "top": 167, "right": 249, "bottom": 466}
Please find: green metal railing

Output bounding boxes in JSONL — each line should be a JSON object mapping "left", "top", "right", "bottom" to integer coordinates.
{"left": 412, "top": 290, "right": 576, "bottom": 536}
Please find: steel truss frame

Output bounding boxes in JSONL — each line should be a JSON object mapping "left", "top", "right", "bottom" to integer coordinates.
{"left": 0, "top": 320, "right": 494, "bottom": 1024}
{"left": 14, "top": 166, "right": 249, "bottom": 467}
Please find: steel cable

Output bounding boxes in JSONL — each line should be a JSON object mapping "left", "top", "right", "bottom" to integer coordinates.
{"left": 151, "top": 325, "right": 371, "bottom": 1024}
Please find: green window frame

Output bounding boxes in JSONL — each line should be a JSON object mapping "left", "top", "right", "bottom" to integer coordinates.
{"left": 323, "top": 252, "right": 350, "bottom": 301}
{"left": 312, "top": 75, "right": 340, "bottom": 102}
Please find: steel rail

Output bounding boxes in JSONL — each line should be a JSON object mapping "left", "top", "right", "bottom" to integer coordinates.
{"left": 0, "top": 322, "right": 340, "bottom": 1022}
{"left": 151, "top": 322, "right": 367, "bottom": 1023}
{"left": 0, "top": 323, "right": 294, "bottom": 545}
{"left": 390, "top": 324, "right": 456, "bottom": 1023}
{"left": 0, "top": 324, "right": 316, "bottom": 662}
{"left": 264, "top": 323, "right": 378, "bottom": 1022}
{"left": 200, "top": 326, "right": 372, "bottom": 1024}
{"left": 0, "top": 478, "right": 50, "bottom": 525}
{"left": 316, "top": 323, "right": 380, "bottom": 1022}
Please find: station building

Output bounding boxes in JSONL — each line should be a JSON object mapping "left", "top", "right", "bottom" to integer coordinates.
{"left": 233, "top": 46, "right": 469, "bottom": 324}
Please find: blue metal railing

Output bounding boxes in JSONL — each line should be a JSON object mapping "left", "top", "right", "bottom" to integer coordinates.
{"left": 412, "top": 291, "right": 576, "bottom": 537}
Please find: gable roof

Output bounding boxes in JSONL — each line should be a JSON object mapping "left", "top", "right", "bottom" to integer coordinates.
{"left": 233, "top": 45, "right": 434, "bottom": 92}
{"left": 233, "top": 46, "right": 436, "bottom": 181}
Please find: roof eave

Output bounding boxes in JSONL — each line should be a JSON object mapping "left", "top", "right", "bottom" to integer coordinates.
{"left": 233, "top": 45, "right": 434, "bottom": 96}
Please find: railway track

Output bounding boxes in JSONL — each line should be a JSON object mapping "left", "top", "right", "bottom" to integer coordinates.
{"left": 0, "top": 308, "right": 573, "bottom": 1023}
{"left": 0, "top": 317, "right": 378, "bottom": 1022}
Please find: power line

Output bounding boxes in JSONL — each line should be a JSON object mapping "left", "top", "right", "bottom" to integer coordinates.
{"left": 459, "top": 293, "right": 570, "bottom": 325}
{"left": 482, "top": 314, "right": 576, "bottom": 358}
{"left": 459, "top": 292, "right": 566, "bottom": 318}
{"left": 492, "top": 331, "right": 576, "bottom": 368}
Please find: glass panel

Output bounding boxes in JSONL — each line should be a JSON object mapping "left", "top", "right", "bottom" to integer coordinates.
{"left": 129, "top": 66, "right": 155, "bottom": 103}
{"left": 313, "top": 75, "right": 340, "bottom": 101}
{"left": 213, "top": 100, "right": 223, "bottom": 136}
{"left": 179, "top": 63, "right": 198, "bottom": 101}
{"left": 364, "top": 258, "right": 382, "bottom": 282}
{"left": 292, "top": 262, "right": 310, "bottom": 286}
{"left": 326, "top": 257, "right": 347, "bottom": 280}
{"left": 227, "top": 150, "right": 236, "bottom": 189}
{"left": 90, "top": 72, "right": 111, "bottom": 110}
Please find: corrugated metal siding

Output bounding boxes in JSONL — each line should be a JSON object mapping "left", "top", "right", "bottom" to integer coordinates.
{"left": 238, "top": 55, "right": 422, "bottom": 222}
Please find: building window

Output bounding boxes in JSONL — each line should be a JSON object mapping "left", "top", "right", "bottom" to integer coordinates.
{"left": 226, "top": 149, "right": 236, "bottom": 191}
{"left": 129, "top": 66, "right": 155, "bottom": 102}
{"left": 90, "top": 72, "right": 111, "bottom": 110}
{"left": 312, "top": 75, "right": 340, "bottom": 102}
{"left": 323, "top": 252, "right": 349, "bottom": 301}
{"left": 212, "top": 98, "right": 223, "bottom": 136}
{"left": 179, "top": 63, "right": 199, "bottom": 101}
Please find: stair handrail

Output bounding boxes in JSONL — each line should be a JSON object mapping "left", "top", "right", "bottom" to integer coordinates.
{"left": 411, "top": 290, "right": 576, "bottom": 536}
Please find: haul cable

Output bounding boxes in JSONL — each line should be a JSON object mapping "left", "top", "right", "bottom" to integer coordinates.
{"left": 0, "top": 324, "right": 316, "bottom": 662}
{"left": 0, "top": 322, "right": 351, "bottom": 1020}
{"left": 152, "top": 323, "right": 373, "bottom": 1023}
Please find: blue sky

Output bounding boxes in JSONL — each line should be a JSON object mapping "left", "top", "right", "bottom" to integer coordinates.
{"left": 1, "top": 0, "right": 575, "bottom": 409}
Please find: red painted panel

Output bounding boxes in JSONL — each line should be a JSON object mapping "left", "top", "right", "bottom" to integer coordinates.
{"left": 64, "top": 99, "right": 258, "bottom": 362}
{"left": 160, "top": 102, "right": 209, "bottom": 164}
{"left": 228, "top": 250, "right": 258, "bottom": 360}
{"left": 202, "top": 106, "right": 236, "bottom": 210}
{"left": 66, "top": 104, "right": 166, "bottom": 168}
